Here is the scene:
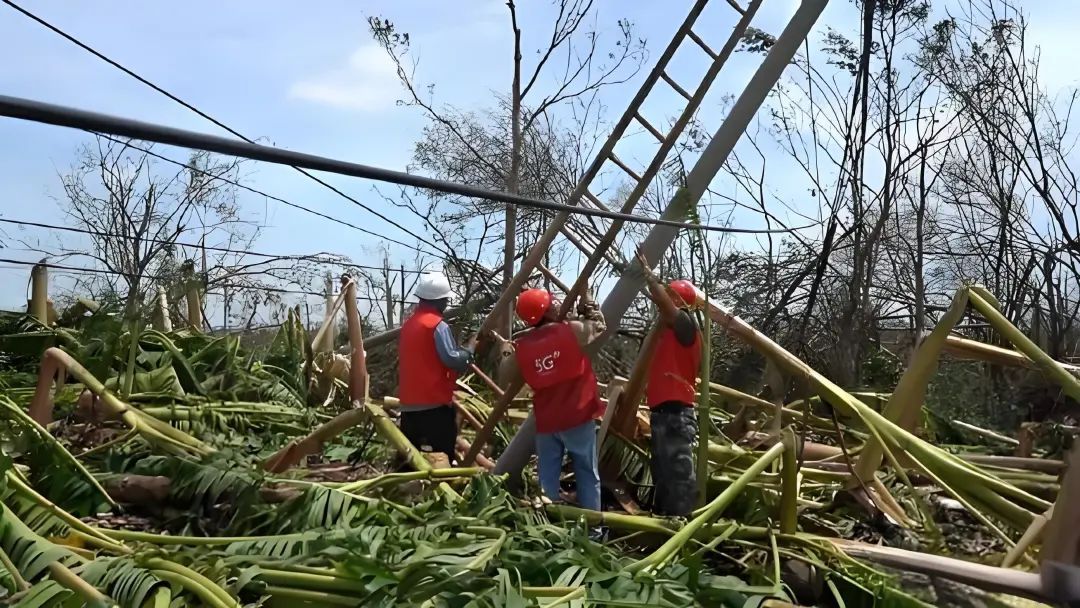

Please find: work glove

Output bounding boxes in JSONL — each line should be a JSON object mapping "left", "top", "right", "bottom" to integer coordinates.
{"left": 577, "top": 298, "right": 598, "bottom": 317}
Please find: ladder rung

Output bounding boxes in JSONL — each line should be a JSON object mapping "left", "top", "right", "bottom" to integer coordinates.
{"left": 567, "top": 223, "right": 622, "bottom": 267}
{"left": 575, "top": 197, "right": 609, "bottom": 232}
{"left": 634, "top": 112, "right": 665, "bottom": 142}
{"left": 561, "top": 224, "right": 600, "bottom": 254}
{"left": 687, "top": 30, "right": 718, "bottom": 59}
{"left": 585, "top": 190, "right": 612, "bottom": 212}
{"left": 725, "top": 0, "right": 747, "bottom": 15}
{"left": 660, "top": 71, "right": 693, "bottom": 101}
{"left": 608, "top": 153, "right": 643, "bottom": 183}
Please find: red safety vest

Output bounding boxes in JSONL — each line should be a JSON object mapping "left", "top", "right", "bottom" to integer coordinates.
{"left": 398, "top": 305, "right": 458, "bottom": 407}
{"left": 646, "top": 323, "right": 702, "bottom": 408}
{"left": 515, "top": 322, "right": 603, "bottom": 433}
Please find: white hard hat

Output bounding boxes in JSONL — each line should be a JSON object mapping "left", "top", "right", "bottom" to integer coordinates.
{"left": 414, "top": 272, "right": 453, "bottom": 301}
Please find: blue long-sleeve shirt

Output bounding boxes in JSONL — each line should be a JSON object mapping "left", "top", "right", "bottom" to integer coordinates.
{"left": 433, "top": 321, "right": 473, "bottom": 373}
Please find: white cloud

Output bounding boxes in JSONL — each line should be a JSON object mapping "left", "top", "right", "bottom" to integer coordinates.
{"left": 288, "top": 45, "right": 399, "bottom": 112}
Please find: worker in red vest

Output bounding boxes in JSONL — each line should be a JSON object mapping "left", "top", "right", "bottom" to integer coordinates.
{"left": 507, "top": 288, "right": 606, "bottom": 510}
{"left": 640, "top": 262, "right": 703, "bottom": 517}
{"left": 397, "top": 271, "right": 476, "bottom": 465}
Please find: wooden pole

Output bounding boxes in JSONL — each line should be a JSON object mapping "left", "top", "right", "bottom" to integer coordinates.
{"left": 383, "top": 256, "right": 394, "bottom": 329}
{"left": 597, "top": 376, "right": 628, "bottom": 449}
{"left": 462, "top": 378, "right": 521, "bottom": 465}
{"left": 1040, "top": 445, "right": 1080, "bottom": 567}
{"left": 609, "top": 324, "right": 662, "bottom": 443}
{"left": 399, "top": 264, "right": 406, "bottom": 326}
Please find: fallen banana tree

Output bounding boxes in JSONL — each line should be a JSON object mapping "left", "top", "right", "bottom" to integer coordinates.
{"left": 0, "top": 280, "right": 1075, "bottom": 606}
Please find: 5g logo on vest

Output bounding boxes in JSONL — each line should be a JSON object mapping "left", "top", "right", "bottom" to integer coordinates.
{"left": 534, "top": 350, "right": 561, "bottom": 373}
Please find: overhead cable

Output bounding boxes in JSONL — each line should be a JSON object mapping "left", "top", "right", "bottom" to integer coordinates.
{"left": 2, "top": 0, "right": 453, "bottom": 254}
{"left": 0, "top": 217, "right": 428, "bottom": 274}
{"left": 0, "top": 95, "right": 806, "bottom": 235}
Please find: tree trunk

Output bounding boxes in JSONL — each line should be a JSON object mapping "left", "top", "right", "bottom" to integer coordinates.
{"left": 503, "top": 2, "right": 523, "bottom": 340}
{"left": 120, "top": 285, "right": 141, "bottom": 399}
{"left": 384, "top": 258, "right": 395, "bottom": 329}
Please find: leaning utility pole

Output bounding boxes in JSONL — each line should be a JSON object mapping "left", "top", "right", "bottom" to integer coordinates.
{"left": 489, "top": 0, "right": 832, "bottom": 478}
{"left": 463, "top": 0, "right": 763, "bottom": 466}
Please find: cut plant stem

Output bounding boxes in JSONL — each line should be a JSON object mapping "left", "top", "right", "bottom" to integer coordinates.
{"left": 28, "top": 348, "right": 212, "bottom": 457}
{"left": 341, "top": 276, "right": 369, "bottom": 402}
{"left": 545, "top": 504, "right": 678, "bottom": 536}
{"left": 47, "top": 561, "right": 112, "bottom": 607}
{"left": 1001, "top": 505, "right": 1052, "bottom": 568}
{"left": 831, "top": 539, "right": 1049, "bottom": 603}
{"left": 151, "top": 570, "right": 235, "bottom": 608}
{"left": 959, "top": 454, "right": 1066, "bottom": 474}
{"left": 0, "top": 544, "right": 28, "bottom": 591}
{"left": 969, "top": 286, "right": 1080, "bottom": 402}
{"left": 338, "top": 467, "right": 482, "bottom": 494}
{"left": 263, "top": 586, "right": 358, "bottom": 606}
{"left": 779, "top": 428, "right": 799, "bottom": 534}
{"left": 853, "top": 287, "right": 969, "bottom": 485}
{"left": 629, "top": 442, "right": 784, "bottom": 573}
{"left": 697, "top": 292, "right": 712, "bottom": 507}
{"left": 6, "top": 472, "right": 127, "bottom": 553}
{"left": 146, "top": 558, "right": 236, "bottom": 607}
{"left": 951, "top": 420, "right": 1020, "bottom": 446}
{"left": 256, "top": 568, "right": 367, "bottom": 593}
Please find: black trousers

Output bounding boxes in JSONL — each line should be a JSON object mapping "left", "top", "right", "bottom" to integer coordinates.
{"left": 649, "top": 401, "right": 698, "bottom": 517}
{"left": 399, "top": 405, "right": 457, "bottom": 464}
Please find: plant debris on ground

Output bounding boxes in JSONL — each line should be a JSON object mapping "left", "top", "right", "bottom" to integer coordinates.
{"left": 0, "top": 285, "right": 1074, "bottom": 607}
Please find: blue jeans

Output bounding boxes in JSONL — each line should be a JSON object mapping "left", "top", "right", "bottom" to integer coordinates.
{"left": 535, "top": 420, "right": 601, "bottom": 510}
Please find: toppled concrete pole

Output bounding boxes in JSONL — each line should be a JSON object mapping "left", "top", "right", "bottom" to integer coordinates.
{"left": 595, "top": 0, "right": 830, "bottom": 349}
{"left": 493, "top": 0, "right": 831, "bottom": 478}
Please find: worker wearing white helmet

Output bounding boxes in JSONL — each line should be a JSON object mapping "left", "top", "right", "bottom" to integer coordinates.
{"left": 396, "top": 271, "right": 476, "bottom": 464}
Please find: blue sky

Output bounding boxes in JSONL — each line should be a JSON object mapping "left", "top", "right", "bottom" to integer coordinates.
{"left": 2, "top": 0, "right": 1078, "bottom": 323}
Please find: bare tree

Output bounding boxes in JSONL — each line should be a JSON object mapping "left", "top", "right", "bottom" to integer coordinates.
{"left": 53, "top": 136, "right": 322, "bottom": 393}
{"left": 369, "top": 2, "right": 646, "bottom": 334}
{"left": 921, "top": 0, "right": 1080, "bottom": 358}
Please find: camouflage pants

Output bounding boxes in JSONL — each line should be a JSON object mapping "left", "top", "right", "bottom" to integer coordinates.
{"left": 650, "top": 402, "right": 697, "bottom": 517}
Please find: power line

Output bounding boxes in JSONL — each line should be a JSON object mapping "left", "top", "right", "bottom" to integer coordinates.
{"left": 0, "top": 95, "right": 807, "bottom": 235}
{"left": 94, "top": 134, "right": 442, "bottom": 259}
{"left": 0, "top": 257, "right": 409, "bottom": 303}
{"left": 2, "top": 0, "right": 455, "bottom": 255}
{"left": 0, "top": 217, "right": 429, "bottom": 274}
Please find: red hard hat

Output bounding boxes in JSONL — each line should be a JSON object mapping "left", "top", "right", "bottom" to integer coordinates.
{"left": 669, "top": 280, "right": 697, "bottom": 307}
{"left": 516, "top": 288, "right": 553, "bottom": 326}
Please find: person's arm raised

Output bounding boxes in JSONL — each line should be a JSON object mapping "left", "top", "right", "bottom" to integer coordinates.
{"left": 636, "top": 249, "right": 680, "bottom": 325}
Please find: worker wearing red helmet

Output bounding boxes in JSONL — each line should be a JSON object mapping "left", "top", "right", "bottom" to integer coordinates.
{"left": 639, "top": 257, "right": 703, "bottom": 517}
{"left": 505, "top": 287, "right": 606, "bottom": 510}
